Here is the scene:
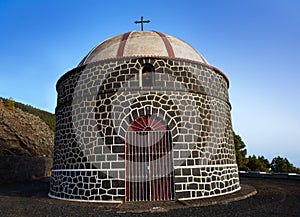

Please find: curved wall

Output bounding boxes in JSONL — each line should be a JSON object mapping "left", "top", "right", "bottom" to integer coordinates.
{"left": 49, "top": 57, "right": 240, "bottom": 202}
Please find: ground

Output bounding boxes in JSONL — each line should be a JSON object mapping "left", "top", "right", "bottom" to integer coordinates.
{"left": 0, "top": 177, "right": 299, "bottom": 216}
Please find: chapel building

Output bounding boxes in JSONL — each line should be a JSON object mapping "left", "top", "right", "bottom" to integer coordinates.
{"left": 49, "top": 31, "right": 240, "bottom": 202}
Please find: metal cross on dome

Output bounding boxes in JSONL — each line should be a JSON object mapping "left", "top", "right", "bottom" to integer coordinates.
{"left": 134, "top": 16, "right": 150, "bottom": 31}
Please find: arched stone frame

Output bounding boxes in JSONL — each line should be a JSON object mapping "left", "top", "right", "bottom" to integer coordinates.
{"left": 117, "top": 99, "right": 180, "bottom": 142}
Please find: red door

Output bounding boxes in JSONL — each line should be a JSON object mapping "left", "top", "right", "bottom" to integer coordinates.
{"left": 125, "top": 115, "right": 174, "bottom": 201}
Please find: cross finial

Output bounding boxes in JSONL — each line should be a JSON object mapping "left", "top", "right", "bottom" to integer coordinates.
{"left": 134, "top": 16, "right": 150, "bottom": 31}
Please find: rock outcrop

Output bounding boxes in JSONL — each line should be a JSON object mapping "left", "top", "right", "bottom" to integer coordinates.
{"left": 0, "top": 100, "right": 54, "bottom": 157}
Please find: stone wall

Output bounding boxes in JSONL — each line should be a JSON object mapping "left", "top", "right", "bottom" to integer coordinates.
{"left": 50, "top": 57, "right": 240, "bottom": 202}
{"left": 0, "top": 155, "right": 52, "bottom": 183}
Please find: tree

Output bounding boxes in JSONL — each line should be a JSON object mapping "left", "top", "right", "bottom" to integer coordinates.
{"left": 247, "top": 155, "right": 270, "bottom": 172}
{"left": 233, "top": 132, "right": 249, "bottom": 171}
{"left": 258, "top": 155, "right": 270, "bottom": 172}
{"left": 233, "top": 132, "right": 300, "bottom": 174}
{"left": 271, "top": 156, "right": 300, "bottom": 173}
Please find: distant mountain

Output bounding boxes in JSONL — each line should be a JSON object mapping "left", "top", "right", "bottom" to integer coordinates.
{"left": 0, "top": 98, "right": 54, "bottom": 157}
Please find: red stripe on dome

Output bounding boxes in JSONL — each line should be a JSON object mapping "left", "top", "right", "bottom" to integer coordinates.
{"left": 117, "top": 32, "right": 131, "bottom": 58}
{"left": 155, "top": 32, "right": 175, "bottom": 58}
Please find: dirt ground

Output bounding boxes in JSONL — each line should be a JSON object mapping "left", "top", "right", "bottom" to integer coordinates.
{"left": 0, "top": 177, "right": 299, "bottom": 216}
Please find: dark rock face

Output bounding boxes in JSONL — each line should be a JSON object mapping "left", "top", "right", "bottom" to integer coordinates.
{"left": 0, "top": 100, "right": 54, "bottom": 157}
{"left": 0, "top": 155, "right": 52, "bottom": 183}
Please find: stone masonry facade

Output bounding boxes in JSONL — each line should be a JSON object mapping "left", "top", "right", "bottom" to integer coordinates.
{"left": 49, "top": 57, "right": 240, "bottom": 202}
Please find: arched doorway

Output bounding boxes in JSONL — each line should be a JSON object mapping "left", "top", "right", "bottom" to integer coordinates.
{"left": 125, "top": 115, "right": 175, "bottom": 201}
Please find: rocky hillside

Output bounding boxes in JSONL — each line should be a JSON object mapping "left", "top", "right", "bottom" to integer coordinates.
{"left": 0, "top": 97, "right": 56, "bottom": 131}
{"left": 0, "top": 100, "right": 54, "bottom": 157}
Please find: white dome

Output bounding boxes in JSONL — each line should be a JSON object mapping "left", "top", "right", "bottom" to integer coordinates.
{"left": 79, "top": 31, "right": 208, "bottom": 66}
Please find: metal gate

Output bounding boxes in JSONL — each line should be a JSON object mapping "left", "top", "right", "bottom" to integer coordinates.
{"left": 125, "top": 130, "right": 175, "bottom": 202}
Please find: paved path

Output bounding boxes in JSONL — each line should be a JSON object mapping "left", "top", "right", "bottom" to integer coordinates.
{"left": 0, "top": 177, "right": 299, "bottom": 216}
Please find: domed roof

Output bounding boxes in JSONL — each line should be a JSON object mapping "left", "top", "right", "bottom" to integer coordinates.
{"left": 78, "top": 31, "right": 208, "bottom": 66}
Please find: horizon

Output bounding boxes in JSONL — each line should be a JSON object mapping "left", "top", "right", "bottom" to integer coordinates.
{"left": 0, "top": 0, "right": 299, "bottom": 167}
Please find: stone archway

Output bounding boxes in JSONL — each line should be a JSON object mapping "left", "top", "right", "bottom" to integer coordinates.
{"left": 125, "top": 115, "right": 175, "bottom": 201}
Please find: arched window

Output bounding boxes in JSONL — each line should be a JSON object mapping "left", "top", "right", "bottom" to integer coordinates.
{"left": 141, "top": 64, "right": 155, "bottom": 87}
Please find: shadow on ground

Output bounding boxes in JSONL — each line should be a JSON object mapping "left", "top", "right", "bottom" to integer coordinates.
{"left": 0, "top": 177, "right": 299, "bottom": 216}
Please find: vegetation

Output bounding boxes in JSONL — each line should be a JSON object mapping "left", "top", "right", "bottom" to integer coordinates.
{"left": 1, "top": 97, "right": 55, "bottom": 131}
{"left": 5, "top": 97, "right": 15, "bottom": 111}
{"left": 234, "top": 132, "right": 249, "bottom": 171}
{"left": 246, "top": 155, "right": 270, "bottom": 172}
{"left": 234, "top": 132, "right": 300, "bottom": 173}
{"left": 271, "top": 156, "right": 300, "bottom": 174}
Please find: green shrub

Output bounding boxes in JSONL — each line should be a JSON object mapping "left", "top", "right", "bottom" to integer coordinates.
{"left": 5, "top": 97, "right": 15, "bottom": 111}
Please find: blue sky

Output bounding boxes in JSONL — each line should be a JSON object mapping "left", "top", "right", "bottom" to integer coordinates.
{"left": 0, "top": 0, "right": 299, "bottom": 167}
